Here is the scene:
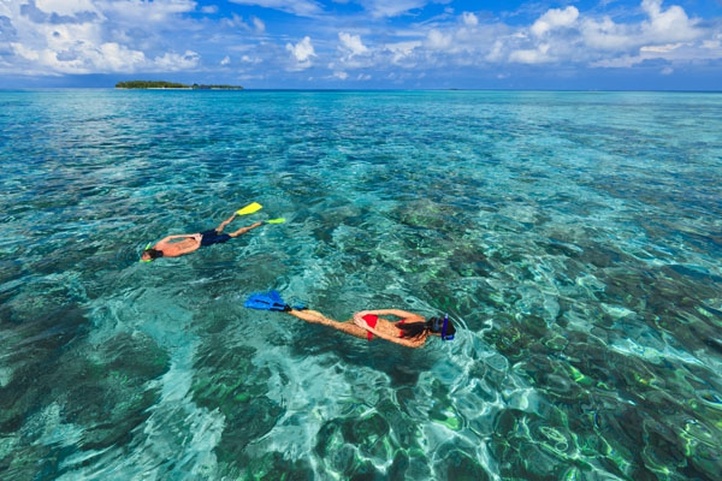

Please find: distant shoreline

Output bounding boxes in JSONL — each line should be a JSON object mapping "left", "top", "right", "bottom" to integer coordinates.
{"left": 115, "top": 80, "right": 243, "bottom": 90}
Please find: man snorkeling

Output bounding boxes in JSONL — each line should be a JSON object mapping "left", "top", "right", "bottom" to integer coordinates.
{"left": 141, "top": 211, "right": 263, "bottom": 262}
{"left": 245, "top": 291, "right": 456, "bottom": 348}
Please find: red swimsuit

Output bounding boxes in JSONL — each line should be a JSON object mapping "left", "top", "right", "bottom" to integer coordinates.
{"left": 362, "top": 315, "right": 408, "bottom": 340}
{"left": 362, "top": 314, "right": 378, "bottom": 340}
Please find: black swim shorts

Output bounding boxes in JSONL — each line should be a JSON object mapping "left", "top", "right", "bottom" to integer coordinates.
{"left": 200, "top": 229, "right": 232, "bottom": 247}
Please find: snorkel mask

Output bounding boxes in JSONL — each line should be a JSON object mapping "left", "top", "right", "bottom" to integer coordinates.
{"left": 140, "top": 243, "right": 154, "bottom": 263}
{"left": 431, "top": 314, "right": 455, "bottom": 341}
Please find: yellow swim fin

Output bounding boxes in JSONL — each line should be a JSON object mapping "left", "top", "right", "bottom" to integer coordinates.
{"left": 265, "top": 218, "right": 286, "bottom": 224}
{"left": 236, "top": 202, "right": 263, "bottom": 215}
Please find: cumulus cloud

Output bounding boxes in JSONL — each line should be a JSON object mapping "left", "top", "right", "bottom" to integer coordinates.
{"left": 426, "top": 29, "right": 452, "bottom": 50}
{"left": 531, "top": 7, "right": 579, "bottom": 37}
{"left": 461, "top": 12, "right": 478, "bottom": 27}
{"left": 502, "top": 1, "right": 708, "bottom": 67}
{"left": 580, "top": 16, "right": 636, "bottom": 50}
{"left": 154, "top": 50, "right": 200, "bottom": 70}
{"left": 591, "top": 38, "right": 722, "bottom": 69}
{"left": 286, "top": 36, "right": 315, "bottom": 70}
{"left": 0, "top": 0, "right": 720, "bottom": 85}
{"left": 384, "top": 41, "right": 422, "bottom": 65}
{"left": 333, "top": 32, "right": 373, "bottom": 71}
{"left": 582, "top": 0, "right": 702, "bottom": 51}
{"left": 509, "top": 44, "right": 552, "bottom": 64}
{"left": 338, "top": 32, "right": 368, "bottom": 57}
{"left": 30, "top": 0, "right": 97, "bottom": 17}
{"left": 641, "top": 0, "right": 700, "bottom": 42}
{"left": 1, "top": 0, "right": 205, "bottom": 76}
{"left": 12, "top": 39, "right": 148, "bottom": 74}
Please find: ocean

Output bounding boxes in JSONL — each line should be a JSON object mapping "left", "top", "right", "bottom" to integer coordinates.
{"left": 0, "top": 89, "right": 720, "bottom": 480}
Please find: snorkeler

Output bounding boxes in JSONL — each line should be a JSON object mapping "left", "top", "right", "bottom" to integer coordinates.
{"left": 141, "top": 202, "right": 284, "bottom": 262}
{"left": 245, "top": 291, "right": 456, "bottom": 348}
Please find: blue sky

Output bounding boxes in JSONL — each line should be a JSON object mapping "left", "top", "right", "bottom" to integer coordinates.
{"left": 1, "top": 0, "right": 720, "bottom": 89}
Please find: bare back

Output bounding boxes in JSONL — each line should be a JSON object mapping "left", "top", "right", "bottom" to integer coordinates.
{"left": 154, "top": 237, "right": 201, "bottom": 257}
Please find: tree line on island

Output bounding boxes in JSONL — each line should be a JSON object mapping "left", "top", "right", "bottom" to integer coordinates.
{"left": 115, "top": 80, "right": 243, "bottom": 90}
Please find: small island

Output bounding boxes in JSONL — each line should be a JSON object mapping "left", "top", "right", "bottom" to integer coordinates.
{"left": 115, "top": 80, "right": 243, "bottom": 90}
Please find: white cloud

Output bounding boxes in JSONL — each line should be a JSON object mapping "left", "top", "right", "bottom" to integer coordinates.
{"left": 221, "top": 13, "right": 265, "bottom": 32}
{"left": 153, "top": 50, "right": 200, "bottom": 70}
{"left": 426, "top": 29, "right": 452, "bottom": 50}
{"left": 509, "top": 44, "right": 551, "bottom": 64}
{"left": 641, "top": 0, "right": 700, "bottom": 42}
{"left": 590, "top": 38, "right": 721, "bottom": 69}
{"left": 286, "top": 36, "right": 315, "bottom": 70}
{"left": 1, "top": 0, "right": 206, "bottom": 76}
{"left": 485, "top": 39, "right": 505, "bottom": 63}
{"left": 252, "top": 16, "right": 266, "bottom": 33}
{"left": 10, "top": 43, "right": 41, "bottom": 63}
{"left": 531, "top": 7, "right": 579, "bottom": 37}
{"left": 12, "top": 39, "right": 149, "bottom": 74}
{"left": 461, "top": 12, "right": 478, "bottom": 27}
{"left": 499, "top": 0, "right": 709, "bottom": 68}
{"left": 640, "top": 43, "right": 683, "bottom": 54}
{"left": 333, "top": 32, "right": 375, "bottom": 71}
{"left": 580, "top": 16, "right": 636, "bottom": 50}
{"left": 361, "top": 0, "right": 428, "bottom": 19}
{"left": 1, "top": 0, "right": 720, "bottom": 85}
{"left": 228, "top": 0, "right": 323, "bottom": 17}
{"left": 384, "top": 41, "right": 422, "bottom": 65}
{"left": 338, "top": 32, "right": 368, "bottom": 57}
{"left": 102, "top": 0, "right": 196, "bottom": 23}
{"left": 95, "top": 42, "right": 147, "bottom": 70}
{"left": 241, "top": 54, "right": 263, "bottom": 64}
{"left": 34, "top": 0, "right": 97, "bottom": 17}
{"left": 582, "top": 0, "right": 702, "bottom": 51}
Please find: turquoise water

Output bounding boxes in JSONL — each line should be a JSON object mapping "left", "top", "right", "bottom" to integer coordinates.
{"left": 1, "top": 89, "right": 721, "bottom": 480}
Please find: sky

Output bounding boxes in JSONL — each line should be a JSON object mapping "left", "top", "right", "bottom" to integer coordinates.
{"left": 0, "top": 0, "right": 721, "bottom": 90}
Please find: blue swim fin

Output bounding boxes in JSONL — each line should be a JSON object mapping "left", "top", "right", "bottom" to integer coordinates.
{"left": 244, "top": 290, "right": 289, "bottom": 312}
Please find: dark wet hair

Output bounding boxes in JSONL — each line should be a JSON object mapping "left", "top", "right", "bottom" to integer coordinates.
{"left": 143, "top": 248, "right": 164, "bottom": 260}
{"left": 398, "top": 315, "right": 456, "bottom": 341}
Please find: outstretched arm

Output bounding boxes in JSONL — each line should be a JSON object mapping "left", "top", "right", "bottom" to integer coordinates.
{"left": 287, "top": 309, "right": 368, "bottom": 340}
{"left": 159, "top": 234, "right": 201, "bottom": 242}
{"left": 356, "top": 309, "right": 424, "bottom": 321}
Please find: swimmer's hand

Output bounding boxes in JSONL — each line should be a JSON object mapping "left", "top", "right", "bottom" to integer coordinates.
{"left": 353, "top": 311, "right": 372, "bottom": 328}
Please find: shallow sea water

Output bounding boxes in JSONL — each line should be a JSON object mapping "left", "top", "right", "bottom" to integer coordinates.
{"left": 1, "top": 89, "right": 721, "bottom": 480}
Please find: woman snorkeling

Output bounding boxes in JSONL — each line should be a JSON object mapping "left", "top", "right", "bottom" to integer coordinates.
{"left": 245, "top": 291, "right": 456, "bottom": 349}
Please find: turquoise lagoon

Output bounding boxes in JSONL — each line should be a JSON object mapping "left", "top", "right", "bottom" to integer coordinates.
{"left": 0, "top": 90, "right": 721, "bottom": 480}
